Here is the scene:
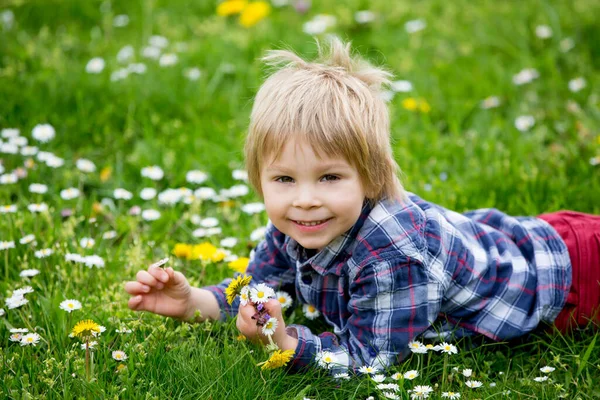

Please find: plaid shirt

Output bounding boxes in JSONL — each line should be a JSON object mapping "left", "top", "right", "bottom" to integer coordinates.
{"left": 205, "top": 192, "right": 571, "bottom": 374}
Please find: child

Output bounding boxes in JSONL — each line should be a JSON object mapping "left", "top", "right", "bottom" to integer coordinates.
{"left": 124, "top": 38, "right": 600, "bottom": 374}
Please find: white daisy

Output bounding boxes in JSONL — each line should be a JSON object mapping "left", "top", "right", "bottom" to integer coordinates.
{"left": 194, "top": 187, "right": 217, "bottom": 200}
{"left": 302, "top": 304, "right": 320, "bottom": 320}
{"left": 250, "top": 283, "right": 275, "bottom": 303}
{"left": 358, "top": 365, "right": 379, "bottom": 374}
{"left": 9, "top": 333, "right": 23, "bottom": 342}
{"left": 241, "top": 202, "right": 265, "bottom": 215}
{"left": 13, "top": 286, "right": 34, "bottom": 296}
{"left": 0, "top": 241, "right": 15, "bottom": 250}
{"left": 185, "top": 170, "right": 208, "bottom": 184}
{"left": 261, "top": 316, "right": 278, "bottom": 335}
{"left": 116, "top": 45, "right": 134, "bottom": 63}
{"left": 355, "top": 10, "right": 375, "bottom": 24}
{"left": 409, "top": 385, "right": 433, "bottom": 399}
{"left": 65, "top": 253, "right": 85, "bottom": 263}
{"left": 568, "top": 77, "right": 586, "bottom": 92}
{"left": 141, "top": 209, "right": 161, "bottom": 221}
{"left": 404, "top": 370, "right": 419, "bottom": 380}
{"left": 438, "top": 342, "right": 458, "bottom": 355}
{"left": 140, "top": 187, "right": 157, "bottom": 200}
{"left": 28, "top": 183, "right": 48, "bottom": 194}
{"left": 219, "top": 237, "right": 238, "bottom": 248}
{"left": 81, "top": 341, "right": 98, "bottom": 350}
{"left": 79, "top": 237, "right": 95, "bottom": 248}
{"left": 540, "top": 366, "right": 555, "bottom": 373}
{"left": 371, "top": 374, "right": 386, "bottom": 383}
{"left": 21, "top": 146, "right": 38, "bottom": 156}
{"left": 560, "top": 37, "right": 575, "bottom": 52}
{"left": 19, "top": 269, "right": 40, "bottom": 278}
{"left": 1, "top": 128, "right": 20, "bottom": 138}
{"left": 0, "top": 173, "right": 18, "bottom": 184}
{"left": 481, "top": 96, "right": 501, "bottom": 109}
{"left": 149, "top": 35, "right": 168, "bottom": 48}
{"left": 515, "top": 115, "right": 535, "bottom": 132}
{"left": 141, "top": 166, "right": 164, "bottom": 180}
{"left": 239, "top": 286, "right": 251, "bottom": 306}
{"left": 31, "top": 123, "right": 55, "bottom": 143}
{"left": 533, "top": 376, "right": 548, "bottom": 382}
{"left": 102, "top": 230, "right": 117, "bottom": 240}
{"left": 85, "top": 57, "right": 105, "bottom": 74}
{"left": 112, "top": 350, "right": 128, "bottom": 361}
{"left": 113, "top": 14, "right": 129, "bottom": 27}
{"left": 512, "top": 68, "right": 539, "bottom": 85}
{"left": 382, "top": 392, "right": 399, "bottom": 400}
{"left": 83, "top": 255, "right": 105, "bottom": 268}
{"left": 408, "top": 340, "right": 428, "bottom": 354}
{"left": 377, "top": 383, "right": 400, "bottom": 391}
{"left": 1, "top": 204, "right": 17, "bottom": 213}
{"left": 535, "top": 25, "right": 552, "bottom": 39}
{"left": 200, "top": 217, "right": 219, "bottom": 228}
{"left": 390, "top": 80, "right": 413, "bottom": 92}
{"left": 34, "top": 248, "right": 53, "bottom": 258}
{"left": 91, "top": 326, "right": 107, "bottom": 337}
{"left": 250, "top": 226, "right": 267, "bottom": 242}
{"left": 28, "top": 203, "right": 48, "bottom": 213}
{"left": 45, "top": 155, "right": 64, "bottom": 168}
{"left": 1, "top": 142, "right": 19, "bottom": 154}
{"left": 441, "top": 392, "right": 461, "bottom": 399}
{"left": 114, "top": 188, "right": 133, "bottom": 200}
{"left": 0, "top": 308, "right": 5, "bottom": 317}
{"left": 275, "top": 291, "right": 293, "bottom": 309}
{"left": 59, "top": 299, "right": 82, "bottom": 312}
{"left": 333, "top": 372, "right": 350, "bottom": 380}
{"left": 462, "top": 368, "right": 472, "bottom": 377}
{"left": 465, "top": 380, "right": 483, "bottom": 388}
{"left": 391, "top": 372, "right": 402, "bottom": 380}
{"left": 302, "top": 14, "right": 337, "bottom": 35}
{"left": 231, "top": 169, "right": 248, "bottom": 181}
{"left": 20, "top": 333, "right": 41, "bottom": 346}
{"left": 60, "top": 187, "right": 80, "bottom": 200}
{"left": 405, "top": 19, "right": 426, "bottom": 34}
{"left": 76, "top": 158, "right": 96, "bottom": 173}
{"left": 141, "top": 46, "right": 161, "bottom": 60}
{"left": 316, "top": 351, "right": 336, "bottom": 369}
{"left": 184, "top": 67, "right": 202, "bottom": 81}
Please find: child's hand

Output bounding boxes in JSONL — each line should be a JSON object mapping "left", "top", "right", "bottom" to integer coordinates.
{"left": 124, "top": 266, "right": 192, "bottom": 319}
{"left": 237, "top": 299, "right": 297, "bottom": 351}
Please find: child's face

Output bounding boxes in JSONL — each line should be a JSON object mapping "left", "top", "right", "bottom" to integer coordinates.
{"left": 260, "top": 140, "right": 366, "bottom": 251}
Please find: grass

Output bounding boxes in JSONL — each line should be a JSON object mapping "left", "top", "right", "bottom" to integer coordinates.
{"left": 1, "top": 0, "right": 599, "bottom": 398}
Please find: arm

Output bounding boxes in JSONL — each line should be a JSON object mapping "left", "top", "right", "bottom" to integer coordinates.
{"left": 286, "top": 257, "right": 432, "bottom": 374}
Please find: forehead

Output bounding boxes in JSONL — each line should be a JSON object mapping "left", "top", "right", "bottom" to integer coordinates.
{"left": 263, "top": 139, "right": 351, "bottom": 169}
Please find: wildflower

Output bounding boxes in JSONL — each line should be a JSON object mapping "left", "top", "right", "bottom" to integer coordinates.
{"left": 358, "top": 365, "right": 379, "bottom": 374}
{"left": 560, "top": 38, "right": 575, "bottom": 52}
{"left": 405, "top": 19, "right": 426, "bottom": 33}
{"left": 80, "top": 238, "right": 95, "bottom": 248}
{"left": 11, "top": 328, "right": 28, "bottom": 333}
{"left": 568, "top": 77, "right": 586, "bottom": 92}
{"left": 535, "top": 25, "right": 552, "bottom": 39}
{"left": 141, "top": 209, "right": 161, "bottom": 221}
{"left": 402, "top": 98, "right": 430, "bottom": 113}
{"left": 540, "top": 366, "right": 555, "bottom": 373}
{"left": 481, "top": 96, "right": 501, "bottom": 109}
{"left": 199, "top": 217, "right": 219, "bottom": 227}
{"left": 21, "top": 146, "right": 38, "bottom": 156}
{"left": 442, "top": 392, "right": 461, "bottom": 399}
{"left": 173, "top": 243, "right": 192, "bottom": 259}
{"left": 512, "top": 68, "right": 539, "bottom": 85}
{"left": 29, "top": 183, "right": 48, "bottom": 194}
{"left": 0, "top": 241, "right": 15, "bottom": 250}
{"left": 217, "top": 0, "right": 247, "bottom": 16}
{"left": 239, "top": 1, "right": 271, "bottom": 27}
{"left": 409, "top": 385, "right": 433, "bottom": 399}
{"left": 71, "top": 320, "right": 101, "bottom": 338}
{"left": 533, "top": 376, "right": 548, "bottom": 382}
{"left": 28, "top": 203, "right": 48, "bottom": 213}
{"left": 228, "top": 257, "right": 249, "bottom": 273}
{"left": 19, "top": 269, "right": 40, "bottom": 278}
{"left": 102, "top": 230, "right": 117, "bottom": 240}
{"left": 372, "top": 374, "right": 386, "bottom": 383}
{"left": 239, "top": 285, "right": 251, "bottom": 306}
{"left": 184, "top": 67, "right": 202, "bottom": 81}
{"left": 34, "top": 248, "right": 53, "bottom": 258}
{"left": 114, "top": 188, "right": 133, "bottom": 200}
{"left": 141, "top": 166, "right": 164, "bottom": 180}
{"left": 100, "top": 166, "right": 112, "bottom": 181}
{"left": 438, "top": 342, "right": 458, "bottom": 354}
{"left": 0, "top": 204, "right": 17, "bottom": 213}
{"left": 515, "top": 115, "right": 535, "bottom": 132}
{"left": 334, "top": 372, "right": 350, "bottom": 380}
{"left": 355, "top": 10, "right": 376, "bottom": 24}
{"left": 83, "top": 255, "right": 105, "bottom": 268}
{"left": 462, "top": 368, "right": 472, "bottom": 377}
{"left": 6, "top": 296, "right": 28, "bottom": 309}
{"left": 262, "top": 316, "right": 278, "bottom": 335}
{"left": 60, "top": 188, "right": 80, "bottom": 200}
{"left": 32, "top": 123, "right": 55, "bottom": 143}
{"left": 86, "top": 57, "right": 105, "bottom": 73}
{"left": 408, "top": 340, "right": 428, "bottom": 354}
{"left": 81, "top": 341, "right": 98, "bottom": 350}
{"left": 275, "top": 291, "right": 292, "bottom": 309}
{"left": 60, "top": 299, "right": 82, "bottom": 312}
{"left": 378, "top": 383, "right": 400, "bottom": 391}
{"left": 112, "top": 350, "right": 128, "bottom": 361}
{"left": 191, "top": 242, "right": 225, "bottom": 261}
{"left": 14, "top": 286, "right": 34, "bottom": 296}
{"left": 76, "top": 159, "right": 96, "bottom": 173}
{"left": 220, "top": 237, "right": 238, "bottom": 248}
{"left": 404, "top": 370, "right": 419, "bottom": 380}
{"left": 259, "top": 349, "right": 294, "bottom": 370}
{"left": 250, "top": 283, "right": 275, "bottom": 303}
{"left": 92, "top": 325, "right": 107, "bottom": 336}
{"left": 225, "top": 184, "right": 249, "bottom": 197}
{"left": 20, "top": 333, "right": 41, "bottom": 346}
{"left": 159, "top": 53, "right": 178, "bottom": 67}
{"left": 250, "top": 226, "right": 267, "bottom": 241}
{"left": 225, "top": 274, "right": 252, "bottom": 304}
{"left": 10, "top": 333, "right": 23, "bottom": 341}
{"left": 115, "top": 327, "right": 132, "bottom": 334}
{"left": 303, "top": 304, "right": 320, "bottom": 319}
{"left": 391, "top": 372, "right": 402, "bottom": 380}
{"left": 241, "top": 202, "right": 265, "bottom": 214}
{"left": 383, "top": 393, "right": 400, "bottom": 400}
{"left": 194, "top": 187, "right": 217, "bottom": 200}
{"left": 391, "top": 80, "right": 413, "bottom": 92}
{"left": 0, "top": 173, "right": 18, "bottom": 184}
{"left": 316, "top": 351, "right": 336, "bottom": 369}
{"left": 465, "top": 380, "right": 483, "bottom": 388}
{"left": 1, "top": 128, "right": 19, "bottom": 138}
{"left": 0, "top": 308, "right": 4, "bottom": 316}
{"left": 139, "top": 187, "right": 157, "bottom": 200}
{"left": 186, "top": 170, "right": 208, "bottom": 184}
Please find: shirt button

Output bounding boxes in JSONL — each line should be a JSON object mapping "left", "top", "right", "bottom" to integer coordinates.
{"left": 301, "top": 274, "right": 312, "bottom": 285}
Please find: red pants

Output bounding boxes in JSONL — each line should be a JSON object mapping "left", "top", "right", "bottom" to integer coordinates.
{"left": 538, "top": 211, "right": 600, "bottom": 332}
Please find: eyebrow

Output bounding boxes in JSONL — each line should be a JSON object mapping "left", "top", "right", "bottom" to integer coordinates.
{"left": 265, "top": 163, "right": 350, "bottom": 173}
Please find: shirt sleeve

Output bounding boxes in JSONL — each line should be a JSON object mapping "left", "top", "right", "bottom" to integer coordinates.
{"left": 286, "top": 256, "right": 431, "bottom": 374}
{"left": 203, "top": 223, "right": 296, "bottom": 321}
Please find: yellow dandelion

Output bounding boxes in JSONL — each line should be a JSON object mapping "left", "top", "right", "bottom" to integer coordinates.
{"left": 172, "top": 243, "right": 192, "bottom": 259}
{"left": 217, "top": 0, "right": 247, "bottom": 16}
{"left": 100, "top": 166, "right": 112, "bottom": 182}
{"left": 191, "top": 242, "right": 219, "bottom": 261}
{"left": 402, "top": 97, "right": 418, "bottom": 111}
{"left": 225, "top": 274, "right": 252, "bottom": 304}
{"left": 211, "top": 249, "right": 227, "bottom": 262}
{"left": 71, "top": 320, "right": 101, "bottom": 338}
{"left": 239, "top": 1, "right": 271, "bottom": 28}
{"left": 228, "top": 257, "right": 250, "bottom": 274}
{"left": 418, "top": 99, "right": 431, "bottom": 113}
{"left": 259, "top": 349, "right": 295, "bottom": 370}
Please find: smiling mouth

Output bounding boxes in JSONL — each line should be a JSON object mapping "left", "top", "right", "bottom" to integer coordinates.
{"left": 292, "top": 218, "right": 331, "bottom": 226}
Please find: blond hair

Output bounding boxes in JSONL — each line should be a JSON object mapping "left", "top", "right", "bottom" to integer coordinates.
{"left": 245, "top": 38, "right": 406, "bottom": 204}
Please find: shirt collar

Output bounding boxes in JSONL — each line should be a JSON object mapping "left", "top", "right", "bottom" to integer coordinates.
{"left": 286, "top": 199, "right": 373, "bottom": 275}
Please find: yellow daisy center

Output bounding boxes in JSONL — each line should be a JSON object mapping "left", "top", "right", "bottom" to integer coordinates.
{"left": 257, "top": 291, "right": 264, "bottom": 298}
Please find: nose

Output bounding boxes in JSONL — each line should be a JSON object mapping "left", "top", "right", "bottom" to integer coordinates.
{"left": 292, "top": 184, "right": 322, "bottom": 209}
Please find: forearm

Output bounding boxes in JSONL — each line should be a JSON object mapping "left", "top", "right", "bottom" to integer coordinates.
{"left": 183, "top": 287, "right": 221, "bottom": 322}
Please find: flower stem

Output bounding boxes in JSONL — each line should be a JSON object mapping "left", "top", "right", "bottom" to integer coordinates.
{"left": 85, "top": 340, "right": 90, "bottom": 381}
{"left": 442, "top": 354, "right": 448, "bottom": 390}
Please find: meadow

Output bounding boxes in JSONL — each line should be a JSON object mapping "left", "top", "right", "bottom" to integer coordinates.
{"left": 1, "top": 0, "right": 599, "bottom": 398}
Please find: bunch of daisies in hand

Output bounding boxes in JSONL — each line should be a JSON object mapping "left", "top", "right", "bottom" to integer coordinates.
{"left": 226, "top": 274, "right": 295, "bottom": 369}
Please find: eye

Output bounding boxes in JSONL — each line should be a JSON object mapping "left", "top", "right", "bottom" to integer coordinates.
{"left": 275, "top": 176, "right": 294, "bottom": 183}
{"left": 321, "top": 174, "right": 339, "bottom": 182}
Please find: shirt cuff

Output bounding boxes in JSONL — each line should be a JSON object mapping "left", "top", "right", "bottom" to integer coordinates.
{"left": 285, "top": 324, "right": 320, "bottom": 372}
{"left": 203, "top": 285, "right": 240, "bottom": 321}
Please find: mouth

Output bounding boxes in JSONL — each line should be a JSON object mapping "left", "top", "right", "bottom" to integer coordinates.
{"left": 291, "top": 218, "right": 332, "bottom": 227}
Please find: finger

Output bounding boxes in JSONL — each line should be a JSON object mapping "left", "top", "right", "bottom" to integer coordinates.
{"left": 148, "top": 265, "right": 169, "bottom": 283}
{"left": 124, "top": 281, "right": 151, "bottom": 295}
{"left": 238, "top": 303, "right": 256, "bottom": 320}
{"left": 136, "top": 270, "right": 159, "bottom": 286}
{"left": 264, "top": 299, "right": 283, "bottom": 317}
{"left": 165, "top": 267, "right": 175, "bottom": 280}
{"left": 127, "top": 295, "right": 144, "bottom": 311}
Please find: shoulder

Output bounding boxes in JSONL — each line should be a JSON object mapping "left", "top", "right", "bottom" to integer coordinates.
{"left": 349, "top": 195, "right": 429, "bottom": 269}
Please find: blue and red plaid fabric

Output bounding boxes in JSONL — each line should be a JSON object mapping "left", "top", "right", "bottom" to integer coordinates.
{"left": 205, "top": 192, "right": 571, "bottom": 373}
